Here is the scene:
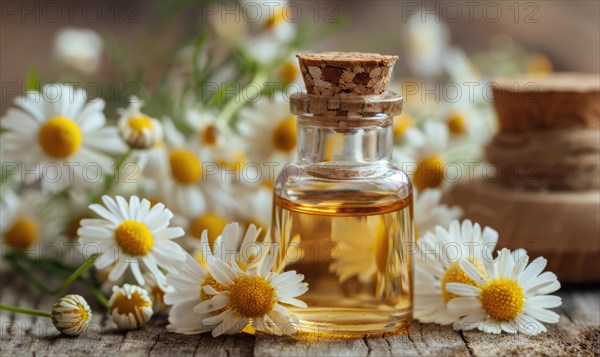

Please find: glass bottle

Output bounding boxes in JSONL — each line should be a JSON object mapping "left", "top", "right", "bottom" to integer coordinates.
{"left": 271, "top": 56, "right": 413, "bottom": 337}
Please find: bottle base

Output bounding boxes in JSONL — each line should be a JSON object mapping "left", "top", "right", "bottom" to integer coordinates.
{"left": 290, "top": 307, "right": 412, "bottom": 338}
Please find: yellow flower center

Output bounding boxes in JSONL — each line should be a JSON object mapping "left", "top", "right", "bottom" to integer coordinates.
{"left": 447, "top": 112, "right": 467, "bottom": 135}
{"left": 114, "top": 220, "right": 153, "bottom": 256}
{"left": 528, "top": 53, "right": 553, "bottom": 75}
{"left": 4, "top": 218, "right": 38, "bottom": 252}
{"left": 393, "top": 113, "right": 415, "bottom": 139}
{"left": 265, "top": 8, "right": 285, "bottom": 29}
{"left": 441, "top": 260, "right": 485, "bottom": 303}
{"left": 229, "top": 276, "right": 275, "bottom": 318}
{"left": 189, "top": 213, "right": 228, "bottom": 243}
{"left": 413, "top": 155, "right": 445, "bottom": 191}
{"left": 373, "top": 218, "right": 389, "bottom": 274}
{"left": 480, "top": 278, "right": 525, "bottom": 321}
{"left": 110, "top": 290, "right": 151, "bottom": 315}
{"left": 128, "top": 115, "right": 153, "bottom": 133}
{"left": 272, "top": 116, "right": 297, "bottom": 152}
{"left": 280, "top": 62, "right": 299, "bottom": 84}
{"left": 38, "top": 116, "right": 82, "bottom": 158}
{"left": 169, "top": 149, "right": 202, "bottom": 184}
{"left": 218, "top": 151, "right": 246, "bottom": 172}
{"left": 200, "top": 125, "right": 218, "bottom": 145}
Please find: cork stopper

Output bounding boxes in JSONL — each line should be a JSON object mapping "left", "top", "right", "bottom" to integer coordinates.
{"left": 297, "top": 52, "right": 398, "bottom": 96}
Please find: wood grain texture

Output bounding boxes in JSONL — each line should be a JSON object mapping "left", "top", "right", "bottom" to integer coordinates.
{"left": 1, "top": 272, "right": 598, "bottom": 356}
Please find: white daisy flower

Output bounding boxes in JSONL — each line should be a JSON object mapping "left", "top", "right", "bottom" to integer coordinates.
{"left": 237, "top": 93, "right": 296, "bottom": 175}
{"left": 51, "top": 294, "right": 92, "bottom": 336}
{"left": 446, "top": 248, "right": 562, "bottom": 335}
{"left": 54, "top": 27, "right": 103, "bottom": 74}
{"left": 194, "top": 249, "right": 308, "bottom": 336}
{"left": 1, "top": 189, "right": 63, "bottom": 255}
{"left": 164, "top": 254, "right": 212, "bottom": 335}
{"left": 108, "top": 284, "right": 154, "bottom": 330}
{"left": 396, "top": 121, "right": 449, "bottom": 191}
{"left": 143, "top": 271, "right": 174, "bottom": 313}
{"left": 0, "top": 84, "right": 127, "bottom": 192}
{"left": 414, "top": 188, "right": 462, "bottom": 240}
{"left": 174, "top": 211, "right": 230, "bottom": 252}
{"left": 406, "top": 10, "right": 450, "bottom": 78}
{"left": 414, "top": 220, "right": 498, "bottom": 325}
{"left": 329, "top": 215, "right": 389, "bottom": 284}
{"left": 238, "top": 1, "right": 296, "bottom": 65}
{"left": 199, "top": 222, "right": 264, "bottom": 269}
{"left": 154, "top": 119, "right": 207, "bottom": 216}
{"left": 392, "top": 113, "right": 417, "bottom": 143}
{"left": 117, "top": 97, "right": 163, "bottom": 150}
{"left": 234, "top": 185, "right": 272, "bottom": 235}
{"left": 77, "top": 195, "right": 186, "bottom": 286}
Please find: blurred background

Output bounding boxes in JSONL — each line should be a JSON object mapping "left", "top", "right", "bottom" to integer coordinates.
{"left": 2, "top": 0, "right": 599, "bottom": 102}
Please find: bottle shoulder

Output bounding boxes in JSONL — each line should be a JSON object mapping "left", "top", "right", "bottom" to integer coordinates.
{"left": 274, "top": 162, "right": 412, "bottom": 211}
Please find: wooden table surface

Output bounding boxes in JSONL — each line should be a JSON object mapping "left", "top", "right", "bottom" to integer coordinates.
{"left": 1, "top": 272, "right": 598, "bottom": 357}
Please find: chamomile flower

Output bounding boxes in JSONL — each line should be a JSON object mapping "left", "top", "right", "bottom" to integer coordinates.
{"left": 164, "top": 255, "right": 212, "bottom": 334}
{"left": 400, "top": 121, "right": 449, "bottom": 191}
{"left": 446, "top": 248, "right": 562, "bottom": 335}
{"left": 175, "top": 212, "right": 230, "bottom": 251}
{"left": 237, "top": 93, "right": 296, "bottom": 173}
{"left": 109, "top": 284, "right": 154, "bottom": 330}
{"left": 77, "top": 195, "right": 186, "bottom": 286}
{"left": 54, "top": 28, "right": 103, "bottom": 74}
{"left": 194, "top": 250, "right": 308, "bottom": 336}
{"left": 238, "top": 1, "right": 296, "bottom": 65}
{"left": 1, "top": 189, "right": 62, "bottom": 255}
{"left": 156, "top": 120, "right": 207, "bottom": 215}
{"left": 392, "top": 113, "right": 417, "bottom": 142}
{"left": 414, "top": 220, "right": 498, "bottom": 325}
{"left": 0, "top": 84, "right": 126, "bottom": 192}
{"left": 184, "top": 105, "right": 221, "bottom": 148}
{"left": 143, "top": 271, "right": 174, "bottom": 313}
{"left": 51, "top": 294, "right": 92, "bottom": 336}
{"left": 414, "top": 188, "right": 462, "bottom": 240}
{"left": 329, "top": 214, "right": 401, "bottom": 292}
{"left": 199, "top": 222, "right": 264, "bottom": 269}
{"left": 117, "top": 97, "right": 163, "bottom": 150}
{"left": 406, "top": 10, "right": 450, "bottom": 78}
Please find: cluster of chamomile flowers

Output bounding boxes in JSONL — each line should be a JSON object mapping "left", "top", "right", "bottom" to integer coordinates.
{"left": 72, "top": 195, "right": 309, "bottom": 337}
{"left": 413, "top": 220, "right": 562, "bottom": 336}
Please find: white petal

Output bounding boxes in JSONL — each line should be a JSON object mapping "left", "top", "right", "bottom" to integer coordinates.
{"left": 459, "top": 259, "right": 487, "bottom": 285}
{"left": 518, "top": 257, "right": 547, "bottom": 286}
{"left": 193, "top": 295, "right": 229, "bottom": 314}
{"left": 445, "top": 282, "right": 481, "bottom": 297}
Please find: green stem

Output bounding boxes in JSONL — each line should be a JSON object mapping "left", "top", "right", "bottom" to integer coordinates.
{"left": 54, "top": 254, "right": 100, "bottom": 294}
{"left": 216, "top": 69, "right": 268, "bottom": 125}
{"left": 102, "top": 148, "right": 132, "bottom": 194}
{"left": 7, "top": 254, "right": 99, "bottom": 295}
{"left": 0, "top": 305, "right": 51, "bottom": 318}
{"left": 88, "top": 281, "right": 109, "bottom": 309}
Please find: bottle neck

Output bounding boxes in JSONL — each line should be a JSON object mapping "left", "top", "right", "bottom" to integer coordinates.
{"left": 297, "top": 116, "right": 394, "bottom": 166}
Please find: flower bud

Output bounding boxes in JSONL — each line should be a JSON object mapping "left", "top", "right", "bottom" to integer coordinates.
{"left": 108, "top": 284, "right": 153, "bottom": 330}
{"left": 51, "top": 294, "right": 92, "bottom": 336}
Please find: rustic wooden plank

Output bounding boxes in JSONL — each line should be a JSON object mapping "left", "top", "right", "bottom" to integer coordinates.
{"left": 1, "top": 270, "right": 599, "bottom": 357}
{"left": 461, "top": 302, "right": 599, "bottom": 356}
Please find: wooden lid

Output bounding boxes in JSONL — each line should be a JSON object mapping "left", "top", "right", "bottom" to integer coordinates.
{"left": 492, "top": 73, "right": 600, "bottom": 133}
{"left": 297, "top": 52, "right": 398, "bottom": 96}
